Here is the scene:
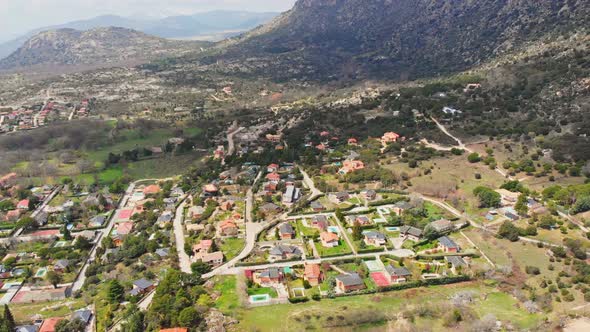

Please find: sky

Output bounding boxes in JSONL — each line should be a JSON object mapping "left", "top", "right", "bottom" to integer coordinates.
{"left": 0, "top": 0, "right": 297, "bottom": 41}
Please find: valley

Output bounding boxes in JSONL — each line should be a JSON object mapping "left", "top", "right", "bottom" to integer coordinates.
{"left": 0, "top": 1, "right": 589, "bottom": 332}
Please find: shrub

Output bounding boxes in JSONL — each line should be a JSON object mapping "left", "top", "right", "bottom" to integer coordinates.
{"left": 525, "top": 266, "right": 541, "bottom": 275}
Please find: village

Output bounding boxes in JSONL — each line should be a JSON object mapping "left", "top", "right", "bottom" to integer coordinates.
{"left": 0, "top": 82, "right": 589, "bottom": 331}
{"left": 0, "top": 98, "right": 94, "bottom": 134}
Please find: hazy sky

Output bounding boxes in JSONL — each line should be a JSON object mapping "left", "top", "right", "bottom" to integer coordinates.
{"left": 0, "top": 0, "right": 297, "bottom": 41}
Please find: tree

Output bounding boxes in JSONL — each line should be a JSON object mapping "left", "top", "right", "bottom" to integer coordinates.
{"left": 352, "top": 221, "right": 362, "bottom": 241}
{"left": 107, "top": 280, "right": 124, "bottom": 303}
{"left": 177, "top": 307, "right": 200, "bottom": 327}
{"left": 74, "top": 236, "right": 93, "bottom": 251}
{"left": 498, "top": 221, "right": 520, "bottom": 242}
{"left": 423, "top": 225, "right": 440, "bottom": 241}
{"left": 0, "top": 200, "right": 15, "bottom": 212}
{"left": 46, "top": 271, "right": 62, "bottom": 288}
{"left": 3, "top": 305, "right": 14, "bottom": 331}
{"left": 62, "top": 224, "right": 72, "bottom": 241}
{"left": 473, "top": 186, "right": 501, "bottom": 208}
{"left": 515, "top": 193, "right": 528, "bottom": 217}
{"left": 191, "top": 261, "right": 211, "bottom": 276}
{"left": 467, "top": 153, "right": 481, "bottom": 163}
{"left": 55, "top": 318, "right": 86, "bottom": 332}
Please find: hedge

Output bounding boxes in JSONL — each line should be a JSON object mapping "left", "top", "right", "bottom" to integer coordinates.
{"left": 288, "top": 296, "right": 310, "bottom": 303}
{"left": 368, "top": 197, "right": 409, "bottom": 207}
{"left": 357, "top": 247, "right": 386, "bottom": 254}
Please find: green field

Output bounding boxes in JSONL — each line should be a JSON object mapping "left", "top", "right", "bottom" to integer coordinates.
{"left": 220, "top": 237, "right": 246, "bottom": 261}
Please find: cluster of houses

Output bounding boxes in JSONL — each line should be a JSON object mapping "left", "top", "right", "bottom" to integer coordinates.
{"left": 0, "top": 98, "right": 92, "bottom": 134}
{"left": 491, "top": 189, "right": 548, "bottom": 222}
{"left": 15, "top": 308, "right": 94, "bottom": 332}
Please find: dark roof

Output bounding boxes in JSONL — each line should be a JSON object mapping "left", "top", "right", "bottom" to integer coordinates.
{"left": 155, "top": 248, "right": 170, "bottom": 257}
{"left": 54, "top": 259, "right": 70, "bottom": 268}
{"left": 260, "top": 203, "right": 280, "bottom": 211}
{"left": 385, "top": 265, "right": 411, "bottom": 277}
{"left": 399, "top": 225, "right": 423, "bottom": 237}
{"left": 313, "top": 215, "right": 328, "bottom": 223}
{"left": 394, "top": 201, "right": 412, "bottom": 210}
{"left": 310, "top": 201, "right": 324, "bottom": 209}
{"left": 279, "top": 223, "right": 294, "bottom": 234}
{"left": 133, "top": 278, "right": 154, "bottom": 290}
{"left": 438, "top": 236, "right": 459, "bottom": 249}
{"left": 90, "top": 215, "right": 106, "bottom": 225}
{"left": 269, "top": 245, "right": 301, "bottom": 256}
{"left": 72, "top": 309, "right": 92, "bottom": 323}
{"left": 15, "top": 326, "right": 38, "bottom": 332}
{"left": 260, "top": 267, "right": 280, "bottom": 279}
{"left": 335, "top": 192, "right": 350, "bottom": 199}
{"left": 335, "top": 273, "right": 363, "bottom": 286}
{"left": 364, "top": 231, "right": 386, "bottom": 240}
{"left": 445, "top": 255, "right": 467, "bottom": 267}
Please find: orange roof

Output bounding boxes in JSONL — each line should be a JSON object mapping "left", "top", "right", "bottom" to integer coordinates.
{"left": 160, "top": 329, "right": 188, "bottom": 332}
{"left": 116, "top": 222, "right": 134, "bottom": 235}
{"left": 304, "top": 263, "right": 321, "bottom": 278}
{"left": 40, "top": 317, "right": 63, "bottom": 332}
{"left": 320, "top": 232, "right": 339, "bottom": 242}
{"left": 219, "top": 220, "right": 237, "bottom": 230}
{"left": 143, "top": 184, "right": 161, "bottom": 195}
{"left": 204, "top": 184, "right": 218, "bottom": 192}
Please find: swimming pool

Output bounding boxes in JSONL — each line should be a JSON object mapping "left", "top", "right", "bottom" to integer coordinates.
{"left": 249, "top": 294, "right": 271, "bottom": 303}
{"left": 35, "top": 267, "right": 47, "bottom": 278}
{"left": 385, "top": 227, "right": 400, "bottom": 232}
{"left": 327, "top": 226, "right": 340, "bottom": 233}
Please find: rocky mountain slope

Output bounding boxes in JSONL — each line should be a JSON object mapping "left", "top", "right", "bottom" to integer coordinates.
{"left": 0, "top": 27, "right": 207, "bottom": 71}
{"left": 0, "top": 11, "right": 278, "bottom": 59}
{"left": 198, "top": 0, "right": 590, "bottom": 82}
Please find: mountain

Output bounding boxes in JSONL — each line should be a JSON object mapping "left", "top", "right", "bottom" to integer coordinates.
{"left": 0, "top": 11, "right": 279, "bottom": 59}
{"left": 199, "top": 0, "right": 590, "bottom": 82}
{"left": 0, "top": 27, "right": 206, "bottom": 71}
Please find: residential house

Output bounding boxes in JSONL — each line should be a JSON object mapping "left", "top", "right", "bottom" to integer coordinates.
{"left": 89, "top": 215, "right": 106, "bottom": 228}
{"left": 260, "top": 203, "right": 281, "bottom": 214}
{"left": 195, "top": 251, "right": 224, "bottom": 267}
{"left": 256, "top": 267, "right": 282, "bottom": 285}
{"left": 385, "top": 265, "right": 411, "bottom": 283}
{"left": 220, "top": 200, "right": 234, "bottom": 211}
{"left": 71, "top": 309, "right": 93, "bottom": 325}
{"left": 442, "top": 107, "right": 462, "bottom": 115}
{"left": 304, "top": 263, "right": 323, "bottom": 286}
{"left": 335, "top": 273, "right": 365, "bottom": 293}
{"left": 338, "top": 160, "right": 365, "bottom": 175}
{"left": 269, "top": 245, "right": 302, "bottom": 261}
{"left": 53, "top": 259, "right": 70, "bottom": 272}
{"left": 311, "top": 215, "right": 328, "bottom": 231}
{"left": 364, "top": 231, "right": 387, "bottom": 246}
{"left": 129, "top": 278, "right": 155, "bottom": 296}
{"left": 362, "top": 189, "right": 377, "bottom": 201}
{"left": 17, "top": 199, "right": 29, "bottom": 210}
{"left": 320, "top": 232, "right": 339, "bottom": 247}
{"left": 188, "top": 206, "right": 205, "bottom": 220}
{"left": 354, "top": 215, "right": 371, "bottom": 225}
{"left": 5, "top": 209, "right": 22, "bottom": 222}
{"left": 282, "top": 185, "right": 302, "bottom": 205}
{"left": 347, "top": 138, "right": 358, "bottom": 145}
{"left": 116, "top": 222, "right": 134, "bottom": 235}
{"left": 495, "top": 189, "right": 519, "bottom": 205}
{"left": 391, "top": 201, "right": 412, "bottom": 215}
{"left": 438, "top": 236, "right": 460, "bottom": 253}
{"left": 143, "top": 185, "right": 161, "bottom": 195}
{"left": 15, "top": 325, "right": 38, "bottom": 332}
{"left": 278, "top": 223, "right": 295, "bottom": 240}
{"left": 155, "top": 248, "right": 170, "bottom": 258}
{"left": 429, "top": 219, "right": 454, "bottom": 233}
{"left": 399, "top": 226, "right": 423, "bottom": 242}
{"left": 310, "top": 200, "right": 325, "bottom": 212}
{"left": 333, "top": 192, "right": 350, "bottom": 203}
{"left": 381, "top": 132, "right": 400, "bottom": 144}
{"left": 203, "top": 184, "right": 219, "bottom": 197}
{"left": 445, "top": 255, "right": 468, "bottom": 273}
{"left": 219, "top": 220, "right": 238, "bottom": 237}
{"left": 267, "top": 163, "right": 280, "bottom": 173}
{"left": 266, "top": 172, "right": 281, "bottom": 183}
{"left": 193, "top": 240, "right": 213, "bottom": 254}
{"left": 39, "top": 317, "right": 63, "bottom": 332}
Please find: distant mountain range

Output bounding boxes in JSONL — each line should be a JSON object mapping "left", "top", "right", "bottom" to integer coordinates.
{"left": 0, "top": 11, "right": 279, "bottom": 59}
{"left": 0, "top": 27, "right": 208, "bottom": 71}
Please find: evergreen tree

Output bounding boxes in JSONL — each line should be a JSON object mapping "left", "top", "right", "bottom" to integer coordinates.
{"left": 107, "top": 280, "right": 124, "bottom": 303}
{"left": 3, "top": 305, "right": 14, "bottom": 331}
{"left": 352, "top": 221, "right": 362, "bottom": 241}
{"left": 515, "top": 193, "right": 528, "bottom": 216}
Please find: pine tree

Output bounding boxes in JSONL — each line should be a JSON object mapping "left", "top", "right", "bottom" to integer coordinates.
{"left": 3, "top": 305, "right": 14, "bottom": 331}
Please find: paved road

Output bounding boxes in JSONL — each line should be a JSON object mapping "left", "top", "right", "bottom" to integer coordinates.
{"left": 71, "top": 183, "right": 136, "bottom": 293}
{"left": 173, "top": 200, "right": 192, "bottom": 274}
{"left": 226, "top": 126, "right": 244, "bottom": 156}
{"left": 214, "top": 249, "right": 416, "bottom": 276}
{"left": 13, "top": 185, "right": 62, "bottom": 237}
{"left": 299, "top": 166, "right": 322, "bottom": 199}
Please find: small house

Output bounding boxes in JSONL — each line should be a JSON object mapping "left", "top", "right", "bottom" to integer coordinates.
{"left": 320, "top": 231, "right": 339, "bottom": 247}
{"left": 311, "top": 215, "right": 328, "bottom": 231}
{"left": 278, "top": 223, "right": 295, "bottom": 240}
{"left": 385, "top": 265, "right": 411, "bottom": 283}
{"left": 438, "top": 236, "right": 460, "bottom": 253}
{"left": 335, "top": 273, "right": 365, "bottom": 293}
{"left": 304, "top": 263, "right": 323, "bottom": 286}
{"left": 219, "top": 220, "right": 238, "bottom": 237}
{"left": 129, "top": 278, "right": 155, "bottom": 296}
{"left": 269, "top": 245, "right": 302, "bottom": 261}
{"left": 399, "top": 226, "right": 423, "bottom": 242}
{"left": 364, "top": 231, "right": 387, "bottom": 246}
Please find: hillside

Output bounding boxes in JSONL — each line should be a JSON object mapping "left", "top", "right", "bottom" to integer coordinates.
{"left": 0, "top": 11, "right": 279, "bottom": 59}
{"left": 0, "top": 27, "right": 207, "bottom": 71}
{"left": 197, "top": 0, "right": 590, "bottom": 82}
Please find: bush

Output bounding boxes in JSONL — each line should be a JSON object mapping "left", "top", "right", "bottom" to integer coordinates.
{"left": 311, "top": 294, "right": 321, "bottom": 301}
{"left": 288, "top": 297, "right": 310, "bottom": 304}
{"left": 467, "top": 153, "right": 481, "bottom": 163}
{"left": 525, "top": 266, "right": 541, "bottom": 275}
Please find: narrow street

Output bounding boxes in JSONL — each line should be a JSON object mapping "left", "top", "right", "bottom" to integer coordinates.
{"left": 173, "top": 200, "right": 192, "bottom": 274}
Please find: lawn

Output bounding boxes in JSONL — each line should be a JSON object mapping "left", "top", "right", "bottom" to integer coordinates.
{"left": 12, "top": 298, "right": 87, "bottom": 324}
{"left": 220, "top": 238, "right": 246, "bottom": 261}
{"left": 315, "top": 241, "right": 352, "bottom": 257}
{"left": 296, "top": 219, "right": 319, "bottom": 237}
{"left": 233, "top": 281, "right": 544, "bottom": 331}
{"left": 212, "top": 276, "right": 242, "bottom": 315}
{"left": 247, "top": 286, "right": 278, "bottom": 298}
